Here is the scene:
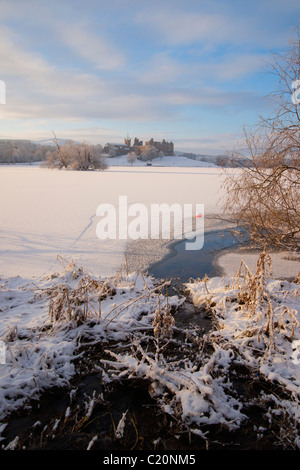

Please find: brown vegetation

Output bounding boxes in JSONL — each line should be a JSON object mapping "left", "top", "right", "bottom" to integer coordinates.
{"left": 44, "top": 134, "right": 107, "bottom": 171}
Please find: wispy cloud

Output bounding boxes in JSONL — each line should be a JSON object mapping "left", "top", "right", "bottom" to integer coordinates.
{"left": 136, "top": 53, "right": 183, "bottom": 84}
{"left": 135, "top": 10, "right": 230, "bottom": 46}
{"left": 1, "top": 0, "right": 299, "bottom": 152}
{"left": 195, "top": 53, "right": 269, "bottom": 81}
{"left": 134, "top": 4, "right": 291, "bottom": 48}
{"left": 1, "top": 23, "right": 265, "bottom": 123}
{"left": 165, "top": 87, "right": 265, "bottom": 111}
{"left": 56, "top": 22, "right": 125, "bottom": 71}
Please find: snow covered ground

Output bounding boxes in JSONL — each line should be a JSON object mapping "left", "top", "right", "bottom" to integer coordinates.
{"left": 0, "top": 163, "right": 299, "bottom": 449}
{"left": 106, "top": 153, "right": 217, "bottom": 167}
{"left": 0, "top": 250, "right": 299, "bottom": 448}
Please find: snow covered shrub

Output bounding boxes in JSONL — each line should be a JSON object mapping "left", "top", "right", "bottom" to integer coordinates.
{"left": 45, "top": 256, "right": 118, "bottom": 325}
{"left": 44, "top": 136, "right": 107, "bottom": 171}
{"left": 47, "top": 275, "right": 105, "bottom": 325}
{"left": 228, "top": 247, "right": 298, "bottom": 353}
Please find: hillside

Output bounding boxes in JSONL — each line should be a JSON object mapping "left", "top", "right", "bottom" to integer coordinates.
{"left": 106, "top": 153, "right": 218, "bottom": 167}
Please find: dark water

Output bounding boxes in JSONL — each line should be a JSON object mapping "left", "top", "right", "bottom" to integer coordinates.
{"left": 148, "top": 229, "right": 238, "bottom": 283}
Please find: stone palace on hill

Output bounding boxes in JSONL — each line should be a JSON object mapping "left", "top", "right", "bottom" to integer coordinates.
{"left": 104, "top": 137, "right": 174, "bottom": 159}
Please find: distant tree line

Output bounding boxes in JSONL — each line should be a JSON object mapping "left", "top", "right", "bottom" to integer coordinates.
{"left": 0, "top": 140, "right": 55, "bottom": 164}
{"left": 0, "top": 137, "right": 108, "bottom": 171}
{"left": 180, "top": 152, "right": 254, "bottom": 168}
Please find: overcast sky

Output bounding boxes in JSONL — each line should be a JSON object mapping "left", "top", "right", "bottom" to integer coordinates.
{"left": 0, "top": 0, "right": 299, "bottom": 153}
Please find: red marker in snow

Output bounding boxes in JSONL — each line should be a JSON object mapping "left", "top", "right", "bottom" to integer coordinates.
{"left": 195, "top": 213, "right": 202, "bottom": 218}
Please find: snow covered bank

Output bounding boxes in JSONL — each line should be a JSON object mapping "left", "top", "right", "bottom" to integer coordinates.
{"left": 217, "top": 250, "right": 300, "bottom": 280}
{"left": 184, "top": 250, "right": 300, "bottom": 448}
{"left": 99, "top": 251, "right": 300, "bottom": 448}
{"left": 0, "top": 249, "right": 299, "bottom": 449}
{"left": 0, "top": 261, "right": 182, "bottom": 424}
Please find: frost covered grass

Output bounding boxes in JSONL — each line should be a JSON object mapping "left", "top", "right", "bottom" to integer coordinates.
{"left": 184, "top": 248, "right": 300, "bottom": 448}
{"left": 0, "top": 257, "right": 181, "bottom": 430}
{"left": 0, "top": 249, "right": 299, "bottom": 449}
{"left": 100, "top": 249, "right": 300, "bottom": 449}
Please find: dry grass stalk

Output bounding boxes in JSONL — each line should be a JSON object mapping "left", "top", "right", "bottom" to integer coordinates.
{"left": 47, "top": 271, "right": 115, "bottom": 325}
{"left": 231, "top": 246, "right": 272, "bottom": 318}
{"left": 56, "top": 255, "right": 77, "bottom": 274}
{"left": 293, "top": 272, "right": 300, "bottom": 285}
{"left": 152, "top": 296, "right": 175, "bottom": 341}
{"left": 229, "top": 247, "right": 298, "bottom": 353}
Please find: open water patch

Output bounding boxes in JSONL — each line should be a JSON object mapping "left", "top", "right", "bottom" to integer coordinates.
{"left": 147, "top": 228, "right": 239, "bottom": 283}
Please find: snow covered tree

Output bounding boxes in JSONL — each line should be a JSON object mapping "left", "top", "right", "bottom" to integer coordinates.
{"left": 46, "top": 136, "right": 74, "bottom": 169}
{"left": 127, "top": 151, "right": 137, "bottom": 166}
{"left": 224, "top": 26, "right": 300, "bottom": 251}
{"left": 44, "top": 135, "right": 107, "bottom": 171}
{"left": 70, "top": 142, "right": 107, "bottom": 171}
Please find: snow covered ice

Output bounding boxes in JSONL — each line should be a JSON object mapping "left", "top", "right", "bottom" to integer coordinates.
{"left": 0, "top": 164, "right": 226, "bottom": 279}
